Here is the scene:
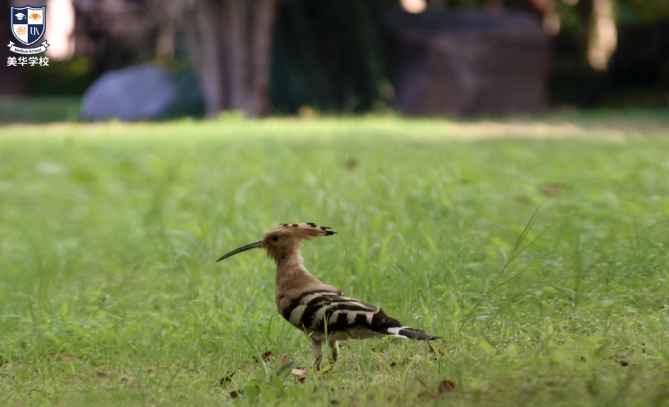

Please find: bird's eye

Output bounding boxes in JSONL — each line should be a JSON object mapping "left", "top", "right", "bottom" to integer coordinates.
{"left": 272, "top": 235, "right": 281, "bottom": 242}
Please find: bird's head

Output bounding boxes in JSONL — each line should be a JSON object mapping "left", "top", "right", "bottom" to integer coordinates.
{"left": 216, "top": 223, "right": 336, "bottom": 263}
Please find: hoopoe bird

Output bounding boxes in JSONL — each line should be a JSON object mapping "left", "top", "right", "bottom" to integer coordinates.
{"left": 217, "top": 223, "right": 439, "bottom": 367}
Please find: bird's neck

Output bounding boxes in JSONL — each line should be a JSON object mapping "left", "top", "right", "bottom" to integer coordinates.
{"left": 274, "top": 246, "right": 320, "bottom": 292}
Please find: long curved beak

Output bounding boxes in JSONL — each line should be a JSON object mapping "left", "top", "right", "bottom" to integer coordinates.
{"left": 216, "top": 240, "right": 263, "bottom": 262}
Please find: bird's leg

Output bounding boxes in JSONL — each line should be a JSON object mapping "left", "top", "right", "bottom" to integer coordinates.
{"left": 310, "top": 337, "right": 323, "bottom": 369}
{"left": 329, "top": 339, "right": 339, "bottom": 363}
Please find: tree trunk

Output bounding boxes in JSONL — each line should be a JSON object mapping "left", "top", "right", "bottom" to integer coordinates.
{"left": 576, "top": 0, "right": 594, "bottom": 63}
{"left": 224, "top": 0, "right": 248, "bottom": 111}
{"left": 196, "top": 0, "right": 226, "bottom": 117}
{"left": 247, "top": 0, "right": 276, "bottom": 116}
{"left": 177, "top": 0, "right": 277, "bottom": 118}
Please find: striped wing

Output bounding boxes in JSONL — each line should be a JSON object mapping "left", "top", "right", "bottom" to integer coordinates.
{"left": 281, "top": 290, "right": 437, "bottom": 340}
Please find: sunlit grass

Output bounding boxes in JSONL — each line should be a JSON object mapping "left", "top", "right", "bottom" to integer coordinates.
{"left": 1, "top": 116, "right": 669, "bottom": 406}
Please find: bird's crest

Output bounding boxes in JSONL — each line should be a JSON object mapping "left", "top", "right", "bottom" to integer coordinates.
{"left": 268, "top": 223, "right": 336, "bottom": 240}
{"left": 217, "top": 223, "right": 336, "bottom": 263}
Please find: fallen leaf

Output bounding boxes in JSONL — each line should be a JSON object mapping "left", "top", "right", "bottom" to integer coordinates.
{"left": 48, "top": 353, "right": 74, "bottom": 361}
{"left": 279, "top": 355, "right": 290, "bottom": 366}
{"left": 344, "top": 158, "right": 358, "bottom": 170}
{"left": 96, "top": 371, "right": 111, "bottom": 381}
{"left": 515, "top": 195, "right": 533, "bottom": 205}
{"left": 540, "top": 182, "right": 567, "bottom": 196}
{"left": 438, "top": 380, "right": 456, "bottom": 394}
{"left": 291, "top": 368, "right": 307, "bottom": 383}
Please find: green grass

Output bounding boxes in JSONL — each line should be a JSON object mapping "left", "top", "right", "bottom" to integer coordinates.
{"left": 0, "top": 97, "right": 81, "bottom": 124}
{"left": 1, "top": 116, "right": 669, "bottom": 406}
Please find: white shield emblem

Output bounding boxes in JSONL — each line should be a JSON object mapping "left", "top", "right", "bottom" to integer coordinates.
{"left": 11, "top": 6, "right": 46, "bottom": 47}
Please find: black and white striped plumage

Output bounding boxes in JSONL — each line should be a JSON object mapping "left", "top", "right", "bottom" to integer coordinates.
{"left": 217, "top": 223, "right": 439, "bottom": 366}
{"left": 281, "top": 289, "right": 437, "bottom": 341}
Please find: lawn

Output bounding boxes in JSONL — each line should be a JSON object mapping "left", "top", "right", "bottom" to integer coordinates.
{"left": 1, "top": 115, "right": 668, "bottom": 406}
{"left": 0, "top": 97, "right": 81, "bottom": 125}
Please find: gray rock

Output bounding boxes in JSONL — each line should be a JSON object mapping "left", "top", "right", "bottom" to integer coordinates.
{"left": 386, "top": 10, "right": 550, "bottom": 117}
{"left": 80, "top": 64, "right": 177, "bottom": 121}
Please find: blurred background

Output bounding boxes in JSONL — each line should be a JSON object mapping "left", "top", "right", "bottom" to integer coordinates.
{"left": 1, "top": 0, "right": 668, "bottom": 123}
